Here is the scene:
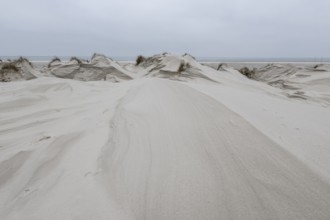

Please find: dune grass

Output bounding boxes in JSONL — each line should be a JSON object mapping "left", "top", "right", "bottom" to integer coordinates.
{"left": 239, "top": 67, "right": 255, "bottom": 78}
{"left": 1, "top": 63, "right": 19, "bottom": 72}
{"left": 136, "top": 55, "right": 146, "bottom": 66}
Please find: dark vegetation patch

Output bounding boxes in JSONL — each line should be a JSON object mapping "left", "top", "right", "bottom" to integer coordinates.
{"left": 136, "top": 55, "right": 146, "bottom": 66}
{"left": 1, "top": 63, "right": 19, "bottom": 72}
{"left": 239, "top": 67, "right": 256, "bottom": 78}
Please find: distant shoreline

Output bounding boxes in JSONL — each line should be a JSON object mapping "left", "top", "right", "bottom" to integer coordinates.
{"left": 1, "top": 55, "right": 330, "bottom": 63}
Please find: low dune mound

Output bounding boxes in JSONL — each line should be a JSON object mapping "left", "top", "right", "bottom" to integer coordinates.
{"left": 252, "top": 64, "right": 299, "bottom": 84}
{"left": 0, "top": 57, "right": 38, "bottom": 82}
{"left": 313, "top": 64, "right": 330, "bottom": 71}
{"left": 252, "top": 63, "right": 330, "bottom": 104}
{"left": 136, "top": 53, "right": 217, "bottom": 82}
{"left": 47, "top": 54, "right": 133, "bottom": 82}
{"left": 89, "top": 53, "right": 113, "bottom": 67}
{"left": 47, "top": 57, "right": 62, "bottom": 68}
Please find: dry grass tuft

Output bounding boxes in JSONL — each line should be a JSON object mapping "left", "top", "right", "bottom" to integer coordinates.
{"left": 239, "top": 67, "right": 256, "bottom": 78}
{"left": 1, "top": 63, "right": 19, "bottom": 72}
{"left": 136, "top": 55, "right": 146, "bottom": 65}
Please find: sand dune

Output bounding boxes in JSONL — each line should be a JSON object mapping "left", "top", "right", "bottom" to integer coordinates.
{"left": 44, "top": 54, "right": 133, "bottom": 82}
{"left": 250, "top": 63, "right": 330, "bottom": 104}
{"left": 1, "top": 54, "right": 330, "bottom": 219}
{"left": 0, "top": 58, "right": 37, "bottom": 82}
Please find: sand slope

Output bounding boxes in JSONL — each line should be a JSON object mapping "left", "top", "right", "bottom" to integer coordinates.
{"left": 101, "top": 79, "right": 330, "bottom": 219}
{"left": 1, "top": 54, "right": 330, "bottom": 219}
{"left": 251, "top": 63, "right": 330, "bottom": 104}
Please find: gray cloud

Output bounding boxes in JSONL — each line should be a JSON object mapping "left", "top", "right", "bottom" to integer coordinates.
{"left": 1, "top": 0, "right": 329, "bottom": 58}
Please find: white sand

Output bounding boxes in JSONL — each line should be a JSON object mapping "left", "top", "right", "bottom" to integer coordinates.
{"left": 1, "top": 54, "right": 330, "bottom": 219}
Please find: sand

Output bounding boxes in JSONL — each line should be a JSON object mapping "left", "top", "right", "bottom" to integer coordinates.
{"left": 1, "top": 54, "right": 330, "bottom": 219}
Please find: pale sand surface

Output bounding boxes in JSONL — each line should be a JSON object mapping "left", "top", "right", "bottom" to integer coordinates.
{"left": 1, "top": 54, "right": 330, "bottom": 219}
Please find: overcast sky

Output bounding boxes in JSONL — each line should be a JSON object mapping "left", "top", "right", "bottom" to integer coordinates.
{"left": 1, "top": 0, "right": 329, "bottom": 58}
